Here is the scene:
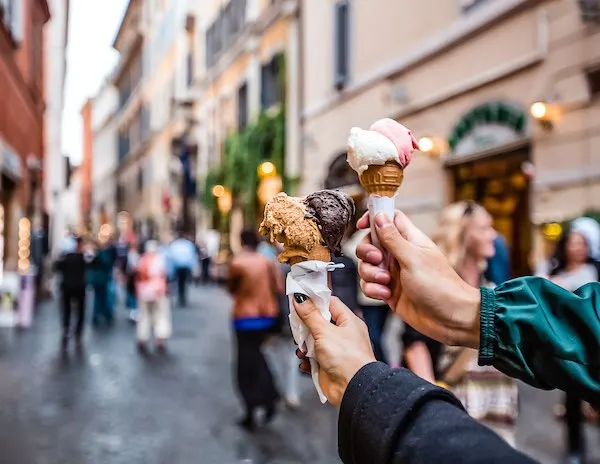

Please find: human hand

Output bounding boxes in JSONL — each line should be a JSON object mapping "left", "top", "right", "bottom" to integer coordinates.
{"left": 293, "top": 295, "right": 376, "bottom": 406}
{"left": 356, "top": 211, "right": 481, "bottom": 348}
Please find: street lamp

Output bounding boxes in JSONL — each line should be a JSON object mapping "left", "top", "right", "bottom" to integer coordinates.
{"left": 258, "top": 161, "right": 276, "bottom": 178}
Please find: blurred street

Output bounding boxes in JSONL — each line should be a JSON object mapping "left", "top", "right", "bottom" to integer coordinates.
{"left": 0, "top": 284, "right": 598, "bottom": 463}
{"left": 0, "top": 285, "right": 339, "bottom": 464}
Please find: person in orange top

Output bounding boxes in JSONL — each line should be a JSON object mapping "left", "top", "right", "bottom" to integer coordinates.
{"left": 228, "top": 229, "right": 283, "bottom": 430}
{"left": 135, "top": 240, "right": 171, "bottom": 353}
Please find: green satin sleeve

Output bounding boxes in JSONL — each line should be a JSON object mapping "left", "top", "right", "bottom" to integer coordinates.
{"left": 478, "top": 277, "right": 600, "bottom": 404}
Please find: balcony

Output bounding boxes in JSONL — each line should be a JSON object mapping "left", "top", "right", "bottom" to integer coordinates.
{"left": 205, "top": 0, "right": 248, "bottom": 68}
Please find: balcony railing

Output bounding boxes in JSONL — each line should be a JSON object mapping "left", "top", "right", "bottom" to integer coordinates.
{"left": 205, "top": 0, "right": 248, "bottom": 68}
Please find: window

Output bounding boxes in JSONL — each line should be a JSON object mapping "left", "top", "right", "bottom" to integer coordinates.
{"left": 30, "top": 12, "right": 43, "bottom": 91}
{"left": 587, "top": 65, "right": 600, "bottom": 99}
{"left": 334, "top": 0, "right": 350, "bottom": 90}
{"left": 261, "top": 54, "right": 283, "bottom": 110}
{"left": 237, "top": 82, "right": 248, "bottom": 130}
{"left": 137, "top": 167, "right": 144, "bottom": 192}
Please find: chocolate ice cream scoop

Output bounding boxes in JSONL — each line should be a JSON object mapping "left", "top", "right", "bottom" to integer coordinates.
{"left": 304, "top": 190, "right": 355, "bottom": 255}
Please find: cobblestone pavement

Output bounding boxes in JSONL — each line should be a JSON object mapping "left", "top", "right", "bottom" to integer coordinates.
{"left": 0, "top": 285, "right": 599, "bottom": 463}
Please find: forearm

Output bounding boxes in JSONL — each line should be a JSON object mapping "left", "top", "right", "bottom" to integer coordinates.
{"left": 339, "top": 363, "right": 532, "bottom": 464}
{"left": 479, "top": 277, "right": 600, "bottom": 404}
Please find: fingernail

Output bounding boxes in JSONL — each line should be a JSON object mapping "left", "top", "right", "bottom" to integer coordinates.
{"left": 294, "top": 293, "right": 308, "bottom": 303}
{"left": 375, "top": 213, "right": 391, "bottom": 228}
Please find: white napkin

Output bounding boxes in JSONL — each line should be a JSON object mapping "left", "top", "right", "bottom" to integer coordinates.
{"left": 367, "top": 195, "right": 396, "bottom": 269}
{"left": 286, "top": 260, "right": 344, "bottom": 403}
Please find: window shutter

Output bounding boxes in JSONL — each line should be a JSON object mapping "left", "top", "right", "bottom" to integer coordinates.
{"left": 334, "top": 1, "right": 350, "bottom": 90}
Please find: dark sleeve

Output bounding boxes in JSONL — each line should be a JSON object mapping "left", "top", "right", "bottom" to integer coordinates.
{"left": 338, "top": 362, "right": 534, "bottom": 464}
{"left": 479, "top": 277, "right": 600, "bottom": 405}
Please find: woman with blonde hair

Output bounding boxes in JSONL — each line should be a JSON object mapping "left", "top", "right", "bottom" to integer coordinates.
{"left": 432, "top": 201, "right": 519, "bottom": 445}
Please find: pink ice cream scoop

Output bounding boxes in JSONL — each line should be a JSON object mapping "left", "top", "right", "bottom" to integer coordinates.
{"left": 369, "top": 118, "right": 419, "bottom": 168}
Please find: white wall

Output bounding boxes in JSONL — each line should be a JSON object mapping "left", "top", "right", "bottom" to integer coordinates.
{"left": 44, "top": 0, "right": 69, "bottom": 252}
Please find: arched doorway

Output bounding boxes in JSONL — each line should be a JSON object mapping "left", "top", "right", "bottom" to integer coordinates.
{"left": 446, "top": 100, "right": 532, "bottom": 277}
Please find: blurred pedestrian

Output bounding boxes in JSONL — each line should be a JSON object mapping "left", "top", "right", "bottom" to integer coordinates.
{"left": 88, "top": 238, "right": 115, "bottom": 328}
{"left": 549, "top": 217, "right": 600, "bottom": 464}
{"left": 343, "top": 229, "right": 390, "bottom": 363}
{"left": 168, "top": 231, "right": 199, "bottom": 308}
{"left": 485, "top": 233, "right": 511, "bottom": 284}
{"left": 228, "top": 229, "right": 282, "bottom": 430}
{"left": 433, "top": 201, "right": 518, "bottom": 446}
{"left": 260, "top": 241, "right": 301, "bottom": 410}
{"left": 135, "top": 240, "right": 171, "bottom": 353}
{"left": 54, "top": 236, "right": 88, "bottom": 351}
{"left": 125, "top": 240, "right": 140, "bottom": 321}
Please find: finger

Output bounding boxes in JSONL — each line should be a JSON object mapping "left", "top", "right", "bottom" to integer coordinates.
{"left": 356, "top": 212, "right": 370, "bottom": 230}
{"left": 360, "top": 279, "right": 392, "bottom": 301}
{"left": 296, "top": 348, "right": 306, "bottom": 360}
{"left": 329, "top": 297, "right": 359, "bottom": 328}
{"left": 358, "top": 261, "right": 390, "bottom": 285}
{"left": 374, "top": 213, "right": 411, "bottom": 264}
{"left": 356, "top": 239, "right": 383, "bottom": 266}
{"left": 393, "top": 210, "right": 433, "bottom": 248}
{"left": 293, "top": 293, "right": 329, "bottom": 337}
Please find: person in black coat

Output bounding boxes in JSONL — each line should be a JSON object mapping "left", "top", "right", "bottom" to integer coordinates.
{"left": 54, "top": 236, "right": 88, "bottom": 351}
{"left": 291, "top": 295, "right": 534, "bottom": 464}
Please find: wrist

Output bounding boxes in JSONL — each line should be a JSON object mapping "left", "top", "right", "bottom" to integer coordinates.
{"left": 446, "top": 282, "right": 481, "bottom": 348}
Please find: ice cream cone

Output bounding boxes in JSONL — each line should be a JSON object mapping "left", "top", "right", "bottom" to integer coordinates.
{"left": 284, "top": 245, "right": 331, "bottom": 265}
{"left": 359, "top": 161, "right": 404, "bottom": 197}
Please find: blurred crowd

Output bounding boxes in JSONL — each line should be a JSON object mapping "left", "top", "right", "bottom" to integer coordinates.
{"left": 53, "top": 227, "right": 207, "bottom": 353}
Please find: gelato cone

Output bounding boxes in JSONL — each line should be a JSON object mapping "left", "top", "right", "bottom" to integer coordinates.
{"left": 259, "top": 190, "right": 355, "bottom": 264}
{"left": 359, "top": 160, "right": 404, "bottom": 197}
{"left": 305, "top": 190, "right": 355, "bottom": 255}
{"left": 347, "top": 119, "right": 418, "bottom": 196}
{"left": 259, "top": 193, "right": 323, "bottom": 264}
{"left": 260, "top": 190, "right": 355, "bottom": 404}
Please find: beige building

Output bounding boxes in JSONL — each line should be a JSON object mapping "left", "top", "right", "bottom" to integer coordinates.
{"left": 300, "top": 0, "right": 600, "bottom": 275}
{"left": 192, "top": 0, "right": 301, "bottom": 239}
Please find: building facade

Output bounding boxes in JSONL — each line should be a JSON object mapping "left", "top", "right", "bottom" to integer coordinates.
{"left": 193, "top": 0, "right": 301, "bottom": 247}
{"left": 44, "top": 0, "right": 69, "bottom": 253}
{"left": 112, "top": 0, "right": 151, "bottom": 235}
{"left": 0, "top": 0, "right": 50, "bottom": 270}
{"left": 90, "top": 82, "right": 118, "bottom": 229}
{"left": 300, "top": 0, "right": 600, "bottom": 275}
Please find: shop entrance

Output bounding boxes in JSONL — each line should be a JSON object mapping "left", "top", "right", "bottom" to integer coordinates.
{"left": 450, "top": 149, "right": 532, "bottom": 277}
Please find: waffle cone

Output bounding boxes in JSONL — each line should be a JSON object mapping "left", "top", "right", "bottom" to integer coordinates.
{"left": 283, "top": 245, "right": 331, "bottom": 265}
{"left": 359, "top": 161, "right": 404, "bottom": 197}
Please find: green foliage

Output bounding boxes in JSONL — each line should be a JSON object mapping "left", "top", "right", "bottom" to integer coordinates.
{"left": 200, "top": 107, "right": 286, "bottom": 225}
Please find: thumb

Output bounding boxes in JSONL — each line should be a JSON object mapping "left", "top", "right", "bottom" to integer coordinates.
{"left": 374, "top": 213, "right": 411, "bottom": 263}
{"left": 393, "top": 210, "right": 434, "bottom": 248}
{"left": 293, "top": 293, "right": 329, "bottom": 337}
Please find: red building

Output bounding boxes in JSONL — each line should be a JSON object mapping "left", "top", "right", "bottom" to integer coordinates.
{"left": 0, "top": 0, "right": 50, "bottom": 269}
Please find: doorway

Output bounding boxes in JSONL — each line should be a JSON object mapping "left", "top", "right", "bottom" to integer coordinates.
{"left": 450, "top": 149, "right": 532, "bottom": 277}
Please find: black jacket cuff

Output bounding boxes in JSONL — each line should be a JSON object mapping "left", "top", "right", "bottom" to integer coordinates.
{"left": 338, "top": 362, "right": 463, "bottom": 464}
